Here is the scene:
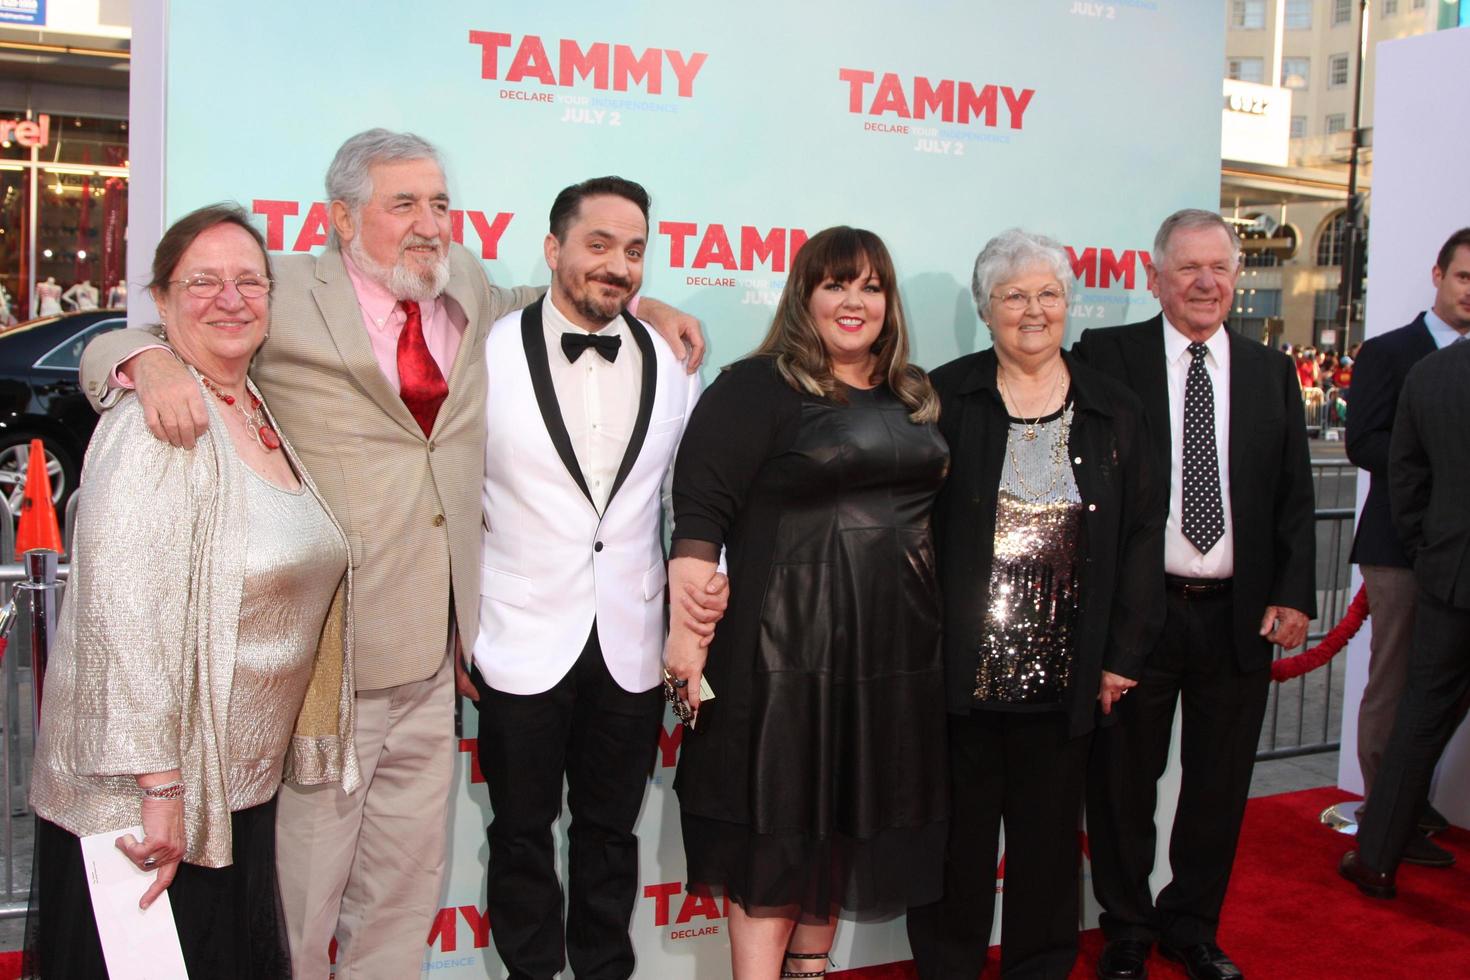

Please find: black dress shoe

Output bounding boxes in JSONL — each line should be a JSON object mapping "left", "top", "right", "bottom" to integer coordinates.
{"left": 1401, "top": 832, "right": 1456, "bottom": 868}
{"left": 1339, "top": 850, "right": 1396, "bottom": 899}
{"left": 1159, "top": 942, "right": 1242, "bottom": 980}
{"left": 1097, "top": 938, "right": 1151, "bottom": 980}
{"left": 1418, "top": 803, "right": 1451, "bottom": 836}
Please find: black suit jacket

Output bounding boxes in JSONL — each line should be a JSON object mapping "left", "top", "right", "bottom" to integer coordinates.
{"left": 1072, "top": 315, "right": 1317, "bottom": 671}
{"left": 1345, "top": 313, "right": 1437, "bottom": 567}
{"left": 1390, "top": 339, "right": 1470, "bottom": 609}
{"left": 929, "top": 349, "right": 1166, "bottom": 735}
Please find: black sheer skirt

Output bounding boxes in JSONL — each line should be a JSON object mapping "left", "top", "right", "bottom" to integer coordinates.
{"left": 23, "top": 796, "right": 290, "bottom": 979}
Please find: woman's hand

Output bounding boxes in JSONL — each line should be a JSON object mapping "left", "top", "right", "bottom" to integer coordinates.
{"left": 1098, "top": 670, "right": 1137, "bottom": 716}
{"left": 665, "top": 556, "right": 721, "bottom": 720}
{"left": 117, "top": 771, "right": 186, "bottom": 909}
{"left": 665, "top": 625, "right": 710, "bottom": 716}
{"left": 676, "top": 571, "right": 729, "bottom": 649}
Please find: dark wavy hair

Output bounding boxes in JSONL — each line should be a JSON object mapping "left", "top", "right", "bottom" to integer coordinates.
{"left": 751, "top": 226, "right": 937, "bottom": 423}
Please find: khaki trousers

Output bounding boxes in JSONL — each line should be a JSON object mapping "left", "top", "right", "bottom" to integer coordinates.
{"left": 276, "top": 654, "right": 455, "bottom": 979}
{"left": 1357, "top": 565, "right": 1418, "bottom": 795}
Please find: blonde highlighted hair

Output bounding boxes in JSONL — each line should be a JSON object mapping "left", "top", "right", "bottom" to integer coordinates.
{"left": 751, "top": 226, "right": 938, "bottom": 424}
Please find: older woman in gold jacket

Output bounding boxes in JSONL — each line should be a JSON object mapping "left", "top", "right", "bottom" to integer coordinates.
{"left": 28, "top": 203, "right": 357, "bottom": 979}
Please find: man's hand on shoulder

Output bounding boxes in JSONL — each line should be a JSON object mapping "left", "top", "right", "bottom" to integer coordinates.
{"left": 638, "top": 296, "right": 705, "bottom": 373}
{"left": 126, "top": 350, "right": 209, "bottom": 449}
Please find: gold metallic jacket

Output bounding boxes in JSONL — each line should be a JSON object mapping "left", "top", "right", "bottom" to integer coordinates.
{"left": 30, "top": 375, "right": 360, "bottom": 867}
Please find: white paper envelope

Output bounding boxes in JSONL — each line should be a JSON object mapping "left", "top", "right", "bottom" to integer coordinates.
{"left": 78, "top": 826, "right": 190, "bottom": 980}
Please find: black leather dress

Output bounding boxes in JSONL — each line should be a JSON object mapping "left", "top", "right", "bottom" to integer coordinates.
{"left": 671, "top": 356, "right": 949, "bottom": 917}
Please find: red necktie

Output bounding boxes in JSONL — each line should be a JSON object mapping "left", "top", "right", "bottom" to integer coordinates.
{"left": 396, "top": 300, "right": 448, "bottom": 437}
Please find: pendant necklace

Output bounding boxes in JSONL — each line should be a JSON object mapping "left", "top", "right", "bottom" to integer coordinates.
{"left": 199, "top": 375, "right": 282, "bottom": 451}
{"left": 998, "top": 361, "right": 1064, "bottom": 441}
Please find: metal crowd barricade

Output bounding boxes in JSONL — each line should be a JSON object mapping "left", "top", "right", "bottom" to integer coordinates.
{"left": 0, "top": 482, "right": 69, "bottom": 920}
{"left": 1257, "top": 458, "right": 1356, "bottom": 761}
{"left": 1319, "top": 384, "right": 1347, "bottom": 441}
{"left": 1301, "top": 385, "right": 1327, "bottom": 437}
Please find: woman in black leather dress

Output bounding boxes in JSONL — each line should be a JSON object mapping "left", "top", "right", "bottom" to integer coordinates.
{"left": 663, "top": 226, "right": 949, "bottom": 979}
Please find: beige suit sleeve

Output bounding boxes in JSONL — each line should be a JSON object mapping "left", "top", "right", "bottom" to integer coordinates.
{"left": 78, "top": 326, "right": 171, "bottom": 412}
{"left": 488, "top": 282, "right": 546, "bottom": 322}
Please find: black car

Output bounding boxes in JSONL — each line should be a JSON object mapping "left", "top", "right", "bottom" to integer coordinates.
{"left": 0, "top": 310, "right": 128, "bottom": 516}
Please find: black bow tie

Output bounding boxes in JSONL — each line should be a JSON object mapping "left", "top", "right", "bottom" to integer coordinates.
{"left": 561, "top": 331, "right": 621, "bottom": 364}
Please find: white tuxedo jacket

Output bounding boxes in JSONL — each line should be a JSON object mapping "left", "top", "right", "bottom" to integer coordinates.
{"left": 471, "top": 297, "right": 700, "bottom": 694}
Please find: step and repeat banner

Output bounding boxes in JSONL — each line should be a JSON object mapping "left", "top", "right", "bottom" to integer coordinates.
{"left": 146, "top": 1, "right": 1222, "bottom": 974}
{"left": 1339, "top": 27, "right": 1470, "bottom": 822}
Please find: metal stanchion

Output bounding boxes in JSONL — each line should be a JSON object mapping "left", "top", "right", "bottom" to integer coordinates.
{"left": 14, "top": 549, "right": 59, "bottom": 736}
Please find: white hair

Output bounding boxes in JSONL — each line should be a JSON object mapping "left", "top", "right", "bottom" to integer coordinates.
{"left": 324, "top": 128, "right": 444, "bottom": 247}
{"left": 1152, "top": 208, "right": 1242, "bottom": 271}
{"left": 971, "top": 228, "right": 1075, "bottom": 322}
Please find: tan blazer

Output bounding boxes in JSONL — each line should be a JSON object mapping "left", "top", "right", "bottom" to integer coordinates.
{"left": 81, "top": 243, "right": 540, "bottom": 690}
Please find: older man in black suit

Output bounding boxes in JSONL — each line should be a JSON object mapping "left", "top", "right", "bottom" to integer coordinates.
{"left": 1344, "top": 227, "right": 1470, "bottom": 869}
{"left": 1340, "top": 231, "right": 1470, "bottom": 900}
{"left": 1075, "top": 209, "right": 1316, "bottom": 980}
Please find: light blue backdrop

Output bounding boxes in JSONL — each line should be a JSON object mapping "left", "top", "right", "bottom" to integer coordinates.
{"left": 161, "top": 2, "right": 1221, "bottom": 973}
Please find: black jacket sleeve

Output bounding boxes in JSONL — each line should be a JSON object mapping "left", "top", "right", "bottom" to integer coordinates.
{"left": 1105, "top": 396, "right": 1166, "bottom": 680}
{"left": 671, "top": 357, "right": 797, "bottom": 553}
{"left": 1270, "top": 351, "right": 1319, "bottom": 616}
{"left": 1388, "top": 377, "right": 1430, "bottom": 563}
{"left": 1344, "top": 335, "right": 1396, "bottom": 475}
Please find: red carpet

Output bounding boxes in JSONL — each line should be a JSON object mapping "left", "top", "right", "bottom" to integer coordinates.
{"left": 833, "top": 787, "right": 1470, "bottom": 979}
{"left": 2, "top": 788, "right": 1460, "bottom": 979}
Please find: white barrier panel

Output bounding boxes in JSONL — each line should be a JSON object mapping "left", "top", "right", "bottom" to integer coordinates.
{"left": 135, "top": 1, "right": 1225, "bottom": 972}
{"left": 1338, "top": 27, "right": 1470, "bottom": 824}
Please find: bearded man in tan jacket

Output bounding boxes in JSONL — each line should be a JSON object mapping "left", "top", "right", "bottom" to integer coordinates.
{"left": 80, "top": 129, "right": 705, "bottom": 979}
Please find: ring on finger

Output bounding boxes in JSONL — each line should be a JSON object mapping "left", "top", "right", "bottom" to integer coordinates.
{"left": 143, "top": 855, "right": 158, "bottom": 868}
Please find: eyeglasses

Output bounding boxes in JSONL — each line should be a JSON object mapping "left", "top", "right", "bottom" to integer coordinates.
{"left": 171, "top": 275, "right": 273, "bottom": 299}
{"left": 991, "top": 287, "right": 1065, "bottom": 312}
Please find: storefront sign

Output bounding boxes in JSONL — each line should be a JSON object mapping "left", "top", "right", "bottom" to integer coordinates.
{"left": 0, "top": 114, "right": 51, "bottom": 148}
{"left": 0, "top": 0, "right": 45, "bottom": 27}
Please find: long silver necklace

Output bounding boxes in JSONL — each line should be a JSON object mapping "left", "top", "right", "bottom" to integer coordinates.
{"left": 1006, "top": 403, "right": 1071, "bottom": 501}
{"left": 998, "top": 362, "right": 1064, "bottom": 441}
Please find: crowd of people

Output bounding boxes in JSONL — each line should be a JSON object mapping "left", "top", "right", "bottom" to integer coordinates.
{"left": 21, "top": 124, "right": 1468, "bottom": 980}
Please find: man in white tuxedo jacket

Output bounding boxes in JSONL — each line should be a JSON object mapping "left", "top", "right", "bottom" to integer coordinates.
{"left": 465, "top": 176, "right": 700, "bottom": 980}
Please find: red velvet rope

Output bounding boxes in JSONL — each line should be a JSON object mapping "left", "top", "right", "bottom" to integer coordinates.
{"left": 1270, "top": 584, "right": 1369, "bottom": 682}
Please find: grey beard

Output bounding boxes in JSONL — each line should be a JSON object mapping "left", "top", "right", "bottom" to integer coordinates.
{"left": 348, "top": 237, "right": 451, "bottom": 303}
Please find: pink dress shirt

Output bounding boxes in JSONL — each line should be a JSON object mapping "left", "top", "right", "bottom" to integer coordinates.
{"left": 340, "top": 252, "right": 466, "bottom": 388}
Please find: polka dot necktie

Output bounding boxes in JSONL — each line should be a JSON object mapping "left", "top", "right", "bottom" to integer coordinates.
{"left": 1181, "top": 342, "right": 1224, "bottom": 555}
{"left": 396, "top": 300, "right": 449, "bottom": 437}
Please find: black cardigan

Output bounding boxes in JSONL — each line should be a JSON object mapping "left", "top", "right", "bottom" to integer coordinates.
{"left": 929, "top": 348, "right": 1165, "bottom": 736}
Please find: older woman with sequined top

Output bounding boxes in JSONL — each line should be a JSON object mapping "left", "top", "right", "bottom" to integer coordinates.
{"left": 28, "top": 204, "right": 358, "bottom": 979}
{"left": 906, "top": 228, "right": 1165, "bottom": 979}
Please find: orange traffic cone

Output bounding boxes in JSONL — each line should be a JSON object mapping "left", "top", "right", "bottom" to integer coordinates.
{"left": 15, "top": 438, "right": 63, "bottom": 559}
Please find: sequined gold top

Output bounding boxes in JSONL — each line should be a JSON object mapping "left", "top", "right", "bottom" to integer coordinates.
{"left": 226, "top": 470, "right": 348, "bottom": 810}
{"left": 974, "top": 405, "right": 1083, "bottom": 707}
{"left": 30, "top": 377, "right": 360, "bottom": 868}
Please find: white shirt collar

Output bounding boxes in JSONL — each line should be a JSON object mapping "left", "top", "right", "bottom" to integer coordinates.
{"left": 1423, "top": 308, "right": 1469, "bottom": 349}
{"left": 543, "top": 293, "right": 624, "bottom": 363}
{"left": 1162, "top": 314, "right": 1229, "bottom": 366}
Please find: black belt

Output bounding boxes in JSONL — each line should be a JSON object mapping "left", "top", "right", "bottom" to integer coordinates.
{"left": 1164, "top": 575, "right": 1232, "bottom": 599}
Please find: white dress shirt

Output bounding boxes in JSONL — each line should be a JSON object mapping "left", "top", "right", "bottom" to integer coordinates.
{"left": 1424, "top": 308, "right": 1470, "bottom": 349}
{"left": 1162, "top": 317, "right": 1234, "bottom": 579}
{"left": 542, "top": 294, "right": 642, "bottom": 513}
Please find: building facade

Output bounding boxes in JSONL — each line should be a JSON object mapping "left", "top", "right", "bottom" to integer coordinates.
{"left": 1219, "top": 0, "right": 1459, "bottom": 351}
{"left": 0, "top": 4, "right": 130, "bottom": 324}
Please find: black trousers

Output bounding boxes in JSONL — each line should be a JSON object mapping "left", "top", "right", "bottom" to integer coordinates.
{"left": 472, "top": 625, "right": 663, "bottom": 980}
{"left": 1357, "top": 588, "right": 1470, "bottom": 874}
{"left": 907, "top": 710, "right": 1090, "bottom": 980}
{"left": 28, "top": 798, "right": 288, "bottom": 979}
{"left": 1086, "top": 590, "right": 1270, "bottom": 948}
